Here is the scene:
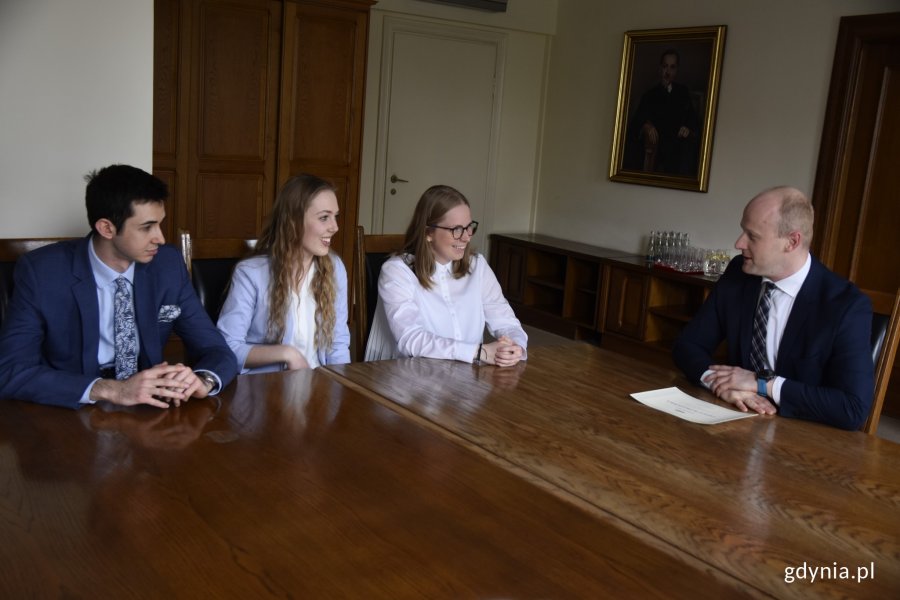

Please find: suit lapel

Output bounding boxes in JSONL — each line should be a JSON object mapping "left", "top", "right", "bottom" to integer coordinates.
{"left": 775, "top": 259, "right": 821, "bottom": 370}
{"left": 73, "top": 236, "right": 101, "bottom": 376}
{"left": 134, "top": 263, "right": 161, "bottom": 367}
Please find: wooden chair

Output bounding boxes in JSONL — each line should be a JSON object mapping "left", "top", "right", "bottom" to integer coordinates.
{"left": 352, "top": 226, "right": 405, "bottom": 362}
{"left": 181, "top": 232, "right": 257, "bottom": 322}
{"left": 864, "top": 288, "right": 900, "bottom": 434}
{"left": 178, "top": 229, "right": 192, "bottom": 273}
{"left": 0, "top": 238, "right": 70, "bottom": 329}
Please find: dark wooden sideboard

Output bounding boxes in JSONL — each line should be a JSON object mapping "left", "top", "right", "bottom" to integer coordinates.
{"left": 489, "top": 233, "right": 719, "bottom": 364}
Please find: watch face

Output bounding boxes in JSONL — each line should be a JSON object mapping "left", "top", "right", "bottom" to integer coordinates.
{"left": 758, "top": 369, "right": 776, "bottom": 381}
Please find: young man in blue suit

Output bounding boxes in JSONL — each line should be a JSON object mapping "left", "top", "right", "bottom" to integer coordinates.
{"left": 673, "top": 186, "right": 873, "bottom": 430}
{"left": 0, "top": 165, "right": 238, "bottom": 409}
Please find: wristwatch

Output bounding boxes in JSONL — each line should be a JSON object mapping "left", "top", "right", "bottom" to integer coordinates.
{"left": 198, "top": 371, "right": 217, "bottom": 394}
{"left": 756, "top": 369, "right": 776, "bottom": 397}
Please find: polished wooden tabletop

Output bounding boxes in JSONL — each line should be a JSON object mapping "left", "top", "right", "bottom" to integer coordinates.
{"left": 0, "top": 367, "right": 755, "bottom": 598}
{"left": 327, "top": 344, "right": 900, "bottom": 599}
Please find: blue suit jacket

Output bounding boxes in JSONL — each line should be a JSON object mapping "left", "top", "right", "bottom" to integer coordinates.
{"left": 672, "top": 255, "right": 873, "bottom": 430}
{"left": 0, "top": 236, "right": 238, "bottom": 408}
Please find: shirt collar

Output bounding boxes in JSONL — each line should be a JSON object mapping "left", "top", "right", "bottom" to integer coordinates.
{"left": 88, "top": 235, "right": 135, "bottom": 288}
{"left": 433, "top": 260, "right": 454, "bottom": 275}
{"left": 764, "top": 252, "right": 811, "bottom": 298}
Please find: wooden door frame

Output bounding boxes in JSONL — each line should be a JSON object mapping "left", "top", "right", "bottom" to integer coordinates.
{"left": 811, "top": 12, "right": 900, "bottom": 296}
{"left": 812, "top": 11, "right": 900, "bottom": 417}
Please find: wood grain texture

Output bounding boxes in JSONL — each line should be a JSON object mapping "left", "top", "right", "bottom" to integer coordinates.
{"left": 0, "top": 368, "right": 750, "bottom": 598}
{"left": 327, "top": 344, "right": 900, "bottom": 599}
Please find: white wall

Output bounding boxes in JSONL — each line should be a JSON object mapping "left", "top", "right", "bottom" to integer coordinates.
{"left": 0, "top": 0, "right": 153, "bottom": 237}
{"left": 3, "top": 0, "right": 898, "bottom": 251}
{"left": 358, "top": 0, "right": 557, "bottom": 237}
{"left": 537, "top": 0, "right": 900, "bottom": 255}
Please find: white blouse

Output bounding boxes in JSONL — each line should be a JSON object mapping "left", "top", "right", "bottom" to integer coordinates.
{"left": 290, "top": 261, "right": 320, "bottom": 369}
{"left": 365, "top": 254, "right": 527, "bottom": 362}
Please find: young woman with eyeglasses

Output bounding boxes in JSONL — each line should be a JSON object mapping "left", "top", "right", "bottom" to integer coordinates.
{"left": 365, "top": 185, "right": 526, "bottom": 366}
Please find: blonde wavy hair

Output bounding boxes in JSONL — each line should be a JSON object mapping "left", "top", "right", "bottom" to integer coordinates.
{"left": 254, "top": 174, "right": 337, "bottom": 351}
{"left": 402, "top": 185, "right": 475, "bottom": 290}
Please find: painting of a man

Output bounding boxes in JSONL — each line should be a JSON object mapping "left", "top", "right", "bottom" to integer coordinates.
{"left": 624, "top": 48, "right": 701, "bottom": 176}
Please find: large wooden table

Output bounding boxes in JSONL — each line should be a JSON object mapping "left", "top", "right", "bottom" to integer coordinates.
{"left": 327, "top": 344, "right": 900, "bottom": 599}
{"left": 1, "top": 366, "right": 750, "bottom": 598}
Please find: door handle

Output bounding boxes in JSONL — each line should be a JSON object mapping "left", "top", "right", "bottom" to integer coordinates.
{"left": 390, "top": 174, "right": 408, "bottom": 184}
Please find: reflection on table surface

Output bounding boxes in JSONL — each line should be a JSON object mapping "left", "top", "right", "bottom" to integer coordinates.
{"left": 0, "top": 366, "right": 752, "bottom": 598}
{"left": 327, "top": 344, "right": 900, "bottom": 600}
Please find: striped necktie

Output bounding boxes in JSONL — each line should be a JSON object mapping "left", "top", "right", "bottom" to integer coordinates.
{"left": 750, "top": 281, "right": 775, "bottom": 373}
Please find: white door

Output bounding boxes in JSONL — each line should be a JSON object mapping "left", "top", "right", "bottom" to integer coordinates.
{"left": 373, "top": 18, "right": 504, "bottom": 253}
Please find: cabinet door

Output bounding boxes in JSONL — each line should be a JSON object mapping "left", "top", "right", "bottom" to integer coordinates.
{"left": 154, "top": 0, "right": 282, "bottom": 243}
{"left": 186, "top": 0, "right": 282, "bottom": 240}
{"left": 604, "top": 267, "right": 648, "bottom": 339}
{"left": 492, "top": 242, "right": 527, "bottom": 303}
{"left": 278, "top": 0, "right": 372, "bottom": 265}
{"left": 153, "top": 0, "right": 182, "bottom": 243}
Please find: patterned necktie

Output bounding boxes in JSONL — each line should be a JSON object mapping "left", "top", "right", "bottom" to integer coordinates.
{"left": 114, "top": 276, "right": 137, "bottom": 380}
{"left": 750, "top": 281, "right": 775, "bottom": 373}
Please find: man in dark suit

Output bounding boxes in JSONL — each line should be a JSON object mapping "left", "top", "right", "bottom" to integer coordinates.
{"left": 673, "top": 186, "right": 873, "bottom": 430}
{"left": 0, "top": 165, "right": 238, "bottom": 409}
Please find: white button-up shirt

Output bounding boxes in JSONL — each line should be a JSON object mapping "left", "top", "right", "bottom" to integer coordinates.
{"left": 365, "top": 254, "right": 527, "bottom": 362}
{"left": 763, "top": 253, "right": 811, "bottom": 404}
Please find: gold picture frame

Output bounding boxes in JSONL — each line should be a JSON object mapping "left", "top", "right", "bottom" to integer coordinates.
{"left": 609, "top": 25, "right": 726, "bottom": 192}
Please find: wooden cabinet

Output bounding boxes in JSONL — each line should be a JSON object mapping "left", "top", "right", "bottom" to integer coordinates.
{"left": 278, "top": 0, "right": 370, "bottom": 262}
{"left": 490, "top": 234, "right": 638, "bottom": 341}
{"left": 491, "top": 233, "right": 716, "bottom": 363}
{"left": 153, "top": 0, "right": 373, "bottom": 264}
{"left": 604, "top": 266, "right": 648, "bottom": 339}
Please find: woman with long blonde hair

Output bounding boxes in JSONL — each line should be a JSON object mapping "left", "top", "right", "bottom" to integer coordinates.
{"left": 365, "top": 184, "right": 526, "bottom": 366}
{"left": 218, "top": 174, "right": 350, "bottom": 372}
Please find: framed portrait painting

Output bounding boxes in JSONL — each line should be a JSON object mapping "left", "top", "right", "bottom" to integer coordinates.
{"left": 609, "top": 25, "right": 726, "bottom": 192}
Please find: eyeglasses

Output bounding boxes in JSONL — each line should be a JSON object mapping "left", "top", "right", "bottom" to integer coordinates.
{"left": 429, "top": 221, "right": 479, "bottom": 240}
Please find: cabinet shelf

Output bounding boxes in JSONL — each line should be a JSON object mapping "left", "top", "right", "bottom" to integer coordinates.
{"left": 527, "top": 277, "right": 565, "bottom": 291}
{"left": 526, "top": 303, "right": 565, "bottom": 318}
{"left": 647, "top": 304, "right": 695, "bottom": 324}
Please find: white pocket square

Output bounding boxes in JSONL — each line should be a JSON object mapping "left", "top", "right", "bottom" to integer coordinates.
{"left": 158, "top": 304, "right": 181, "bottom": 322}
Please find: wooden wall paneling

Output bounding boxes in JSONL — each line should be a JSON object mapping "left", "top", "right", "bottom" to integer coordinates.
{"left": 278, "top": 0, "right": 373, "bottom": 265}
{"left": 188, "top": 0, "right": 282, "bottom": 241}
{"left": 155, "top": 0, "right": 374, "bottom": 268}
{"left": 153, "top": 0, "right": 185, "bottom": 243}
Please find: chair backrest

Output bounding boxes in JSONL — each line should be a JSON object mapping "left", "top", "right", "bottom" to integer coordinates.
{"left": 0, "top": 238, "right": 69, "bottom": 329}
{"left": 871, "top": 313, "right": 889, "bottom": 366}
{"left": 187, "top": 235, "right": 257, "bottom": 322}
{"left": 352, "top": 226, "right": 405, "bottom": 362}
{"left": 864, "top": 288, "right": 900, "bottom": 434}
{"left": 178, "top": 229, "right": 193, "bottom": 274}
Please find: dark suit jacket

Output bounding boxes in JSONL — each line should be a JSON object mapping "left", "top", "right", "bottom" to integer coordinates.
{"left": 0, "top": 236, "right": 238, "bottom": 408}
{"left": 672, "top": 255, "right": 873, "bottom": 430}
{"left": 625, "top": 81, "right": 701, "bottom": 175}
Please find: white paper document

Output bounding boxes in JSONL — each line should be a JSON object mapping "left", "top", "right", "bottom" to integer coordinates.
{"left": 630, "top": 387, "right": 758, "bottom": 425}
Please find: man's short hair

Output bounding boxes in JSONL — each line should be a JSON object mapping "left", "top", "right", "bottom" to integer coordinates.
{"left": 85, "top": 165, "right": 168, "bottom": 234}
{"left": 774, "top": 187, "right": 814, "bottom": 248}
